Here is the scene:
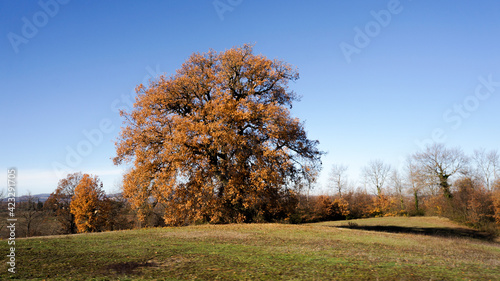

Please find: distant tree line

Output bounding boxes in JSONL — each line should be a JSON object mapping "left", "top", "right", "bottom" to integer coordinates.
{"left": 298, "top": 143, "right": 500, "bottom": 234}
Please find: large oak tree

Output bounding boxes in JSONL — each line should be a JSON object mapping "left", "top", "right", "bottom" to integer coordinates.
{"left": 114, "top": 45, "right": 323, "bottom": 225}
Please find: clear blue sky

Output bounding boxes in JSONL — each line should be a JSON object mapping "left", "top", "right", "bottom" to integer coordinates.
{"left": 1, "top": 0, "right": 499, "bottom": 196}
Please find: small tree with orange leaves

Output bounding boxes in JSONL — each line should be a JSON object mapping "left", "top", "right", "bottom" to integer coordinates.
{"left": 490, "top": 179, "right": 500, "bottom": 226}
{"left": 44, "top": 172, "right": 83, "bottom": 234}
{"left": 114, "top": 44, "right": 323, "bottom": 225}
{"left": 70, "top": 174, "right": 107, "bottom": 233}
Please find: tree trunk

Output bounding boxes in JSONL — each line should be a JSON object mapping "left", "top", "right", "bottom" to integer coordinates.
{"left": 413, "top": 190, "right": 419, "bottom": 212}
{"left": 440, "top": 179, "right": 452, "bottom": 199}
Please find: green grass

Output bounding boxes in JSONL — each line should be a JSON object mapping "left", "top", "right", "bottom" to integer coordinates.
{"left": 1, "top": 217, "right": 499, "bottom": 280}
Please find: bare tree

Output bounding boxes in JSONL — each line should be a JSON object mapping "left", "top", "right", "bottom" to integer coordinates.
{"left": 328, "top": 164, "right": 348, "bottom": 198}
{"left": 405, "top": 156, "right": 430, "bottom": 213}
{"left": 302, "top": 164, "right": 319, "bottom": 204}
{"left": 362, "top": 159, "right": 391, "bottom": 196}
{"left": 20, "top": 193, "right": 45, "bottom": 237}
{"left": 412, "top": 143, "right": 469, "bottom": 198}
{"left": 473, "top": 148, "right": 499, "bottom": 191}
{"left": 390, "top": 169, "right": 405, "bottom": 210}
{"left": 493, "top": 151, "right": 500, "bottom": 181}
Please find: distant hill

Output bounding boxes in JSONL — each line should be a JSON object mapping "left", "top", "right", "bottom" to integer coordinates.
{"left": 14, "top": 193, "right": 51, "bottom": 202}
{"left": 8, "top": 192, "right": 123, "bottom": 203}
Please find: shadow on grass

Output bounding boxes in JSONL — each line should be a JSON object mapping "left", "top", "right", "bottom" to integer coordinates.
{"left": 106, "top": 261, "right": 157, "bottom": 275}
{"left": 335, "top": 224, "right": 497, "bottom": 241}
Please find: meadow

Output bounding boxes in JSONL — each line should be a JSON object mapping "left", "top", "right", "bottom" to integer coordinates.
{"left": 1, "top": 216, "right": 499, "bottom": 280}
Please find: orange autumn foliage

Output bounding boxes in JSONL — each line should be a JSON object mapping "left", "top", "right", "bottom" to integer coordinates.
{"left": 314, "top": 196, "right": 350, "bottom": 221}
{"left": 369, "top": 194, "right": 399, "bottom": 217}
{"left": 44, "top": 172, "right": 83, "bottom": 234}
{"left": 69, "top": 174, "right": 107, "bottom": 233}
{"left": 491, "top": 179, "right": 500, "bottom": 225}
{"left": 114, "top": 44, "right": 323, "bottom": 225}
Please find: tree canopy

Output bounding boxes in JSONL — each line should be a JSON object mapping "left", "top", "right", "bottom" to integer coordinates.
{"left": 114, "top": 44, "right": 323, "bottom": 225}
{"left": 70, "top": 174, "right": 107, "bottom": 232}
{"left": 412, "top": 143, "right": 469, "bottom": 198}
{"left": 45, "top": 172, "right": 83, "bottom": 234}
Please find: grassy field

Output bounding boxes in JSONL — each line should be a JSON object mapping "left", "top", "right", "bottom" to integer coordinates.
{"left": 1, "top": 216, "right": 499, "bottom": 280}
